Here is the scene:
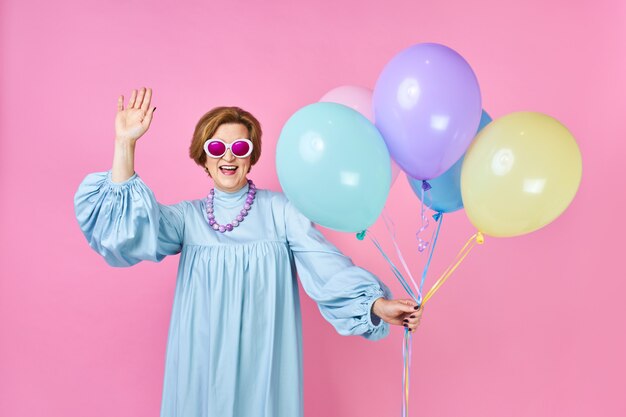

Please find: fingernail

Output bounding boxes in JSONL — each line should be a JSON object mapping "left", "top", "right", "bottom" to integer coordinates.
{"left": 410, "top": 315, "right": 415, "bottom": 318}
{"left": 414, "top": 306, "right": 420, "bottom": 310}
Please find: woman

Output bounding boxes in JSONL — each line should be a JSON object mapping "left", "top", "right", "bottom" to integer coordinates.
{"left": 74, "top": 87, "right": 423, "bottom": 417}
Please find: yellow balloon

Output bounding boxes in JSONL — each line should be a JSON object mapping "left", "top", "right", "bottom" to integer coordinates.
{"left": 461, "top": 112, "right": 582, "bottom": 237}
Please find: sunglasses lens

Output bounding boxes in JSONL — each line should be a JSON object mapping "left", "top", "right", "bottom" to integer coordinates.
{"left": 231, "top": 140, "right": 251, "bottom": 157}
{"left": 207, "top": 141, "right": 226, "bottom": 157}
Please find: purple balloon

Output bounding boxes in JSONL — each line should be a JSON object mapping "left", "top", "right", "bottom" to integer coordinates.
{"left": 373, "top": 43, "right": 482, "bottom": 180}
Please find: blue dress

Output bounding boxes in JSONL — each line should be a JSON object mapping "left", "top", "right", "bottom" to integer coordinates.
{"left": 74, "top": 171, "right": 392, "bottom": 417}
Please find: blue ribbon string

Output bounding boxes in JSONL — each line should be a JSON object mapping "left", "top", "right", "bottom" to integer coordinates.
{"left": 365, "top": 231, "right": 419, "bottom": 302}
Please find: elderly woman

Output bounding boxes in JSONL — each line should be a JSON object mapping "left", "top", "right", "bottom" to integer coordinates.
{"left": 75, "top": 87, "right": 423, "bottom": 417}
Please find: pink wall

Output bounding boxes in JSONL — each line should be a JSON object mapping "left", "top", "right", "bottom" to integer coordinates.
{"left": 1, "top": 0, "right": 624, "bottom": 416}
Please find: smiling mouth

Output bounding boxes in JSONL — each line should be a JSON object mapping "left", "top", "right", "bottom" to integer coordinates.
{"left": 219, "top": 166, "right": 238, "bottom": 176}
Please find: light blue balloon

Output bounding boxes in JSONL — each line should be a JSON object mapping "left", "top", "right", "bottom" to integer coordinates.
{"left": 276, "top": 102, "right": 391, "bottom": 232}
{"left": 409, "top": 110, "right": 492, "bottom": 213}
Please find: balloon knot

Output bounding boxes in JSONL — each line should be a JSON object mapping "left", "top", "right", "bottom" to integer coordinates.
{"left": 356, "top": 230, "right": 367, "bottom": 241}
{"left": 432, "top": 212, "right": 442, "bottom": 222}
{"left": 476, "top": 232, "right": 485, "bottom": 244}
{"left": 422, "top": 180, "right": 432, "bottom": 191}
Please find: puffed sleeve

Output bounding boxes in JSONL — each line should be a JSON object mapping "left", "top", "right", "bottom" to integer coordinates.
{"left": 74, "top": 171, "right": 185, "bottom": 267}
{"left": 285, "top": 199, "right": 393, "bottom": 341}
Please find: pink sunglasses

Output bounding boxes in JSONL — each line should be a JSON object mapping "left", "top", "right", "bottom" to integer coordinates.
{"left": 203, "top": 138, "right": 253, "bottom": 159}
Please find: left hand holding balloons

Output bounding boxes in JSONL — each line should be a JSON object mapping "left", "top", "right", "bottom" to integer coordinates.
{"left": 373, "top": 298, "right": 423, "bottom": 332}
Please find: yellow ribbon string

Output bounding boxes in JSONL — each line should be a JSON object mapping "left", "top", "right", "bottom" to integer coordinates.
{"left": 422, "top": 232, "right": 484, "bottom": 305}
{"left": 404, "top": 353, "right": 409, "bottom": 414}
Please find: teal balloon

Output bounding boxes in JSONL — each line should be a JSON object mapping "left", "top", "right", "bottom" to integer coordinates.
{"left": 276, "top": 102, "right": 391, "bottom": 232}
{"left": 409, "top": 110, "right": 492, "bottom": 213}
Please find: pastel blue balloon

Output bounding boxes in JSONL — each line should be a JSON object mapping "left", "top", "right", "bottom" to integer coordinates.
{"left": 409, "top": 110, "right": 492, "bottom": 213}
{"left": 276, "top": 102, "right": 391, "bottom": 232}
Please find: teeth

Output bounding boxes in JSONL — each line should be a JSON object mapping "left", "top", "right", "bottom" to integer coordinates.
{"left": 220, "top": 166, "right": 237, "bottom": 171}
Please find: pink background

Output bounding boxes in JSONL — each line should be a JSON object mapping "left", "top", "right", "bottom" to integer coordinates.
{"left": 1, "top": 0, "right": 624, "bottom": 416}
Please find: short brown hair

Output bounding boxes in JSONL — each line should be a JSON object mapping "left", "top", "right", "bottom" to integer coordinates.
{"left": 189, "top": 106, "right": 262, "bottom": 167}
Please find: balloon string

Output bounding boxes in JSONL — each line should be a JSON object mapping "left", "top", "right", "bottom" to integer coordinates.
{"left": 361, "top": 230, "right": 415, "bottom": 417}
{"left": 365, "top": 231, "right": 419, "bottom": 302}
{"left": 422, "top": 232, "right": 485, "bottom": 305}
{"left": 418, "top": 213, "right": 444, "bottom": 302}
{"left": 360, "top": 219, "right": 430, "bottom": 417}
{"left": 406, "top": 330, "right": 410, "bottom": 416}
{"left": 382, "top": 210, "right": 422, "bottom": 301}
{"left": 416, "top": 181, "right": 432, "bottom": 253}
{"left": 402, "top": 328, "right": 412, "bottom": 417}
{"left": 402, "top": 329, "right": 407, "bottom": 417}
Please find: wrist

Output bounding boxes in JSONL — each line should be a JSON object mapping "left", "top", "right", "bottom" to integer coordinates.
{"left": 112, "top": 139, "right": 137, "bottom": 183}
{"left": 114, "top": 138, "right": 137, "bottom": 150}
{"left": 371, "top": 297, "right": 386, "bottom": 318}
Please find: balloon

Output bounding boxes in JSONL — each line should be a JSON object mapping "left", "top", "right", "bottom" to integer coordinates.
{"left": 319, "top": 85, "right": 374, "bottom": 121}
{"left": 409, "top": 111, "right": 492, "bottom": 213}
{"left": 276, "top": 102, "right": 391, "bottom": 232}
{"left": 373, "top": 43, "right": 482, "bottom": 180}
{"left": 390, "top": 159, "right": 401, "bottom": 185}
{"left": 320, "top": 85, "right": 401, "bottom": 186}
{"left": 461, "top": 112, "right": 582, "bottom": 237}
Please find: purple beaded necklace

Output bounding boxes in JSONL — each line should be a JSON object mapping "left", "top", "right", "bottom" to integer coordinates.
{"left": 205, "top": 179, "right": 256, "bottom": 233}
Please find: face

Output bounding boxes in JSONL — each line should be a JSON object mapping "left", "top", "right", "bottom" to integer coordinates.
{"left": 204, "top": 123, "right": 252, "bottom": 192}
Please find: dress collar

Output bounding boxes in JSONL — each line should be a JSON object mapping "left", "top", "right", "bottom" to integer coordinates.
{"left": 213, "top": 182, "right": 250, "bottom": 203}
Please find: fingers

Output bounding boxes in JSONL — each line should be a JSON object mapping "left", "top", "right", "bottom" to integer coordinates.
{"left": 402, "top": 319, "right": 421, "bottom": 332}
{"left": 128, "top": 89, "right": 138, "bottom": 108}
{"left": 123, "top": 87, "right": 152, "bottom": 111}
{"left": 400, "top": 301, "right": 420, "bottom": 314}
{"left": 140, "top": 87, "right": 152, "bottom": 113}
{"left": 395, "top": 298, "right": 419, "bottom": 311}
{"left": 402, "top": 306, "right": 423, "bottom": 332}
{"left": 117, "top": 95, "right": 124, "bottom": 112}
{"left": 135, "top": 87, "right": 146, "bottom": 110}
{"left": 142, "top": 106, "right": 157, "bottom": 128}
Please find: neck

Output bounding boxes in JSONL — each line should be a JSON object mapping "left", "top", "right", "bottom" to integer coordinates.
{"left": 213, "top": 179, "right": 248, "bottom": 194}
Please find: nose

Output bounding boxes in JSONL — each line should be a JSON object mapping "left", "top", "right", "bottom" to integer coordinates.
{"left": 222, "top": 148, "right": 236, "bottom": 162}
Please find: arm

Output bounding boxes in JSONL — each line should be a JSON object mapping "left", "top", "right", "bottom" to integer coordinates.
{"left": 284, "top": 198, "right": 392, "bottom": 341}
{"left": 112, "top": 87, "right": 156, "bottom": 182}
{"left": 74, "top": 171, "right": 185, "bottom": 267}
{"left": 74, "top": 88, "right": 183, "bottom": 267}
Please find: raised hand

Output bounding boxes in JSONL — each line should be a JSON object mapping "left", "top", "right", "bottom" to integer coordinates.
{"left": 115, "top": 87, "right": 156, "bottom": 144}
